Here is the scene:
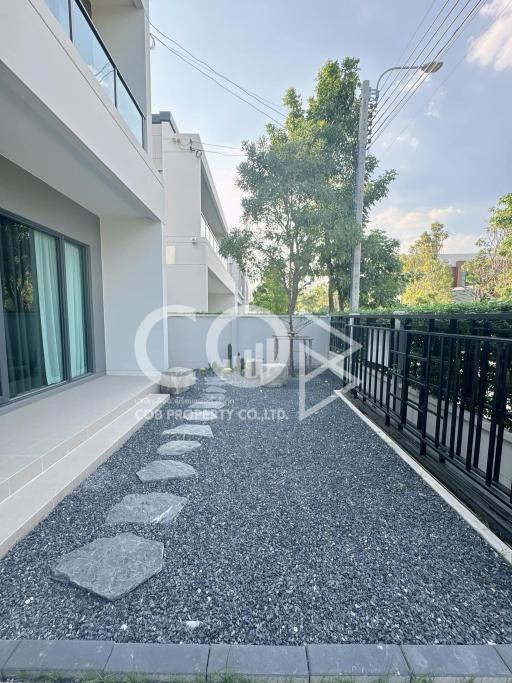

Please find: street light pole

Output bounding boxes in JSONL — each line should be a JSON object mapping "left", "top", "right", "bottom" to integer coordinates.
{"left": 349, "top": 61, "right": 443, "bottom": 311}
{"left": 349, "top": 79, "right": 370, "bottom": 312}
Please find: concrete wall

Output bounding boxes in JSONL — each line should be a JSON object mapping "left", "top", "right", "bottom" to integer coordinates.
{"left": 0, "top": 155, "right": 106, "bottom": 375}
{"left": 101, "top": 216, "right": 167, "bottom": 375}
{"left": 167, "top": 314, "right": 331, "bottom": 370}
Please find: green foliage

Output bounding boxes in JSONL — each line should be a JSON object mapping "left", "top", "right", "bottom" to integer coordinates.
{"left": 401, "top": 222, "right": 453, "bottom": 306}
{"left": 296, "top": 281, "right": 330, "bottom": 314}
{"left": 353, "top": 299, "right": 512, "bottom": 316}
{"left": 284, "top": 58, "right": 397, "bottom": 310}
{"left": 251, "top": 267, "right": 288, "bottom": 314}
{"left": 464, "top": 193, "right": 512, "bottom": 300}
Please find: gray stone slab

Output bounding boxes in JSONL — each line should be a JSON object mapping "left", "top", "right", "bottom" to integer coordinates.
{"left": 0, "top": 641, "right": 19, "bottom": 672}
{"left": 208, "top": 644, "right": 309, "bottom": 682}
{"left": 137, "top": 460, "right": 197, "bottom": 483}
{"left": 52, "top": 533, "right": 164, "bottom": 601}
{"left": 307, "top": 644, "right": 409, "bottom": 682}
{"left": 164, "top": 424, "right": 214, "bottom": 438}
{"left": 203, "top": 386, "right": 227, "bottom": 394}
{"left": 200, "top": 393, "right": 226, "bottom": 402}
{"left": 184, "top": 409, "right": 218, "bottom": 421}
{"left": 402, "top": 644, "right": 511, "bottom": 681}
{"left": 204, "top": 377, "right": 226, "bottom": 386}
{"left": 105, "top": 642, "right": 209, "bottom": 681}
{"left": 190, "top": 401, "right": 225, "bottom": 410}
{"left": 3, "top": 639, "right": 113, "bottom": 681}
{"left": 496, "top": 645, "right": 512, "bottom": 672}
{"left": 157, "top": 440, "right": 202, "bottom": 456}
{"left": 106, "top": 493, "right": 187, "bottom": 524}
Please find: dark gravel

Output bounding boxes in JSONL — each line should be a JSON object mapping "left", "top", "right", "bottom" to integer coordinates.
{"left": 0, "top": 372, "right": 511, "bottom": 644}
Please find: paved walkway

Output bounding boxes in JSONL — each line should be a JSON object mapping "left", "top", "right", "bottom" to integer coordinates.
{"left": 0, "top": 373, "right": 511, "bottom": 644}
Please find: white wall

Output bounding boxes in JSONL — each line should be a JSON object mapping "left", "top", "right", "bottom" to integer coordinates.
{"left": 101, "top": 217, "right": 167, "bottom": 375}
{"left": 167, "top": 314, "right": 331, "bottom": 370}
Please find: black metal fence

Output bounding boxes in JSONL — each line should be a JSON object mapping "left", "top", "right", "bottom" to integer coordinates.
{"left": 330, "top": 312, "right": 512, "bottom": 541}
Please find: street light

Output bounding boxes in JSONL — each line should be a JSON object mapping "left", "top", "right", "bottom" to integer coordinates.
{"left": 349, "top": 61, "right": 443, "bottom": 312}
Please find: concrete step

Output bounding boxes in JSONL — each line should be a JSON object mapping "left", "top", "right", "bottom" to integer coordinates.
{"left": 0, "top": 393, "right": 168, "bottom": 558}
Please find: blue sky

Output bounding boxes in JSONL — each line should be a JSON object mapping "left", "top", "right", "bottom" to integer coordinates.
{"left": 150, "top": 0, "right": 512, "bottom": 254}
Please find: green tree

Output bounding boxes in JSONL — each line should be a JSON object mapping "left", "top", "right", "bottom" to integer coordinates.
{"left": 360, "top": 229, "right": 405, "bottom": 308}
{"left": 284, "top": 59, "right": 397, "bottom": 310}
{"left": 464, "top": 193, "right": 512, "bottom": 300}
{"left": 296, "top": 281, "right": 330, "bottom": 314}
{"left": 402, "top": 222, "right": 453, "bottom": 306}
{"left": 251, "top": 267, "right": 288, "bottom": 314}
{"left": 220, "top": 123, "right": 324, "bottom": 334}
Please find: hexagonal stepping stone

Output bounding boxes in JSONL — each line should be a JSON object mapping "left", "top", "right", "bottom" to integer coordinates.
{"left": 106, "top": 493, "right": 187, "bottom": 525}
{"left": 200, "top": 393, "right": 226, "bottom": 402}
{"left": 52, "top": 533, "right": 164, "bottom": 601}
{"left": 157, "top": 440, "right": 201, "bottom": 457}
{"left": 184, "top": 409, "right": 217, "bottom": 422}
{"left": 204, "top": 377, "right": 226, "bottom": 386}
{"left": 164, "top": 424, "right": 214, "bottom": 438}
{"left": 190, "top": 401, "right": 225, "bottom": 410}
{"left": 203, "top": 386, "right": 227, "bottom": 394}
{"left": 137, "top": 460, "right": 198, "bottom": 483}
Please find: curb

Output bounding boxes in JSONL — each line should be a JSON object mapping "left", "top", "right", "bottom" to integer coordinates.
{"left": 335, "top": 390, "right": 512, "bottom": 566}
{"left": 1, "top": 641, "right": 512, "bottom": 681}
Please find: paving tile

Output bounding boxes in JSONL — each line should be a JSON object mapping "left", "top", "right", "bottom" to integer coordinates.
{"left": 496, "top": 645, "right": 512, "bottom": 672}
{"left": 2, "top": 639, "right": 113, "bottom": 680}
{"left": 0, "top": 640, "right": 19, "bottom": 671}
{"left": 105, "top": 642, "right": 209, "bottom": 681}
{"left": 307, "top": 644, "right": 409, "bottom": 682}
{"left": 208, "top": 644, "right": 308, "bottom": 682}
{"left": 402, "top": 644, "right": 511, "bottom": 681}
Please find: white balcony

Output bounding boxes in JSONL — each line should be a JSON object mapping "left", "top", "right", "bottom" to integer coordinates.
{"left": 0, "top": 0, "right": 163, "bottom": 221}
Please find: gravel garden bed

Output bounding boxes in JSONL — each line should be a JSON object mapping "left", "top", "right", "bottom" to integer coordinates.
{"left": 0, "top": 372, "right": 511, "bottom": 644}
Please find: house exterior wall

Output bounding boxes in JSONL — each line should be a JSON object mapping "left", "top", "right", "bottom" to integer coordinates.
{"left": 0, "top": 155, "right": 107, "bottom": 377}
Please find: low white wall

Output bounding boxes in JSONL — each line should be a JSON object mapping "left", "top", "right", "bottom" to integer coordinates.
{"left": 167, "top": 314, "right": 331, "bottom": 370}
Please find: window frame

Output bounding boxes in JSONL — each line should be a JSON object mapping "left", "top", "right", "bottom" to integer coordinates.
{"left": 0, "top": 207, "right": 94, "bottom": 404}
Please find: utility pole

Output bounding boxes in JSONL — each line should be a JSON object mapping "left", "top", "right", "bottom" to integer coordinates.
{"left": 350, "top": 79, "right": 371, "bottom": 312}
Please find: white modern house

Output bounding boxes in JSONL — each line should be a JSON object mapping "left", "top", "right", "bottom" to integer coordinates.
{"left": 152, "top": 112, "right": 249, "bottom": 313}
{"left": 0, "top": 0, "right": 169, "bottom": 556}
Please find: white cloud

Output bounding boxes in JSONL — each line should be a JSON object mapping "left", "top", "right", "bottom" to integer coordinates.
{"left": 369, "top": 205, "right": 477, "bottom": 252}
{"left": 467, "top": 0, "right": 512, "bottom": 71}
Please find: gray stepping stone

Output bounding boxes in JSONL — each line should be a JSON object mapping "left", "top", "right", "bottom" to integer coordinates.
{"left": 199, "top": 393, "right": 226, "bottom": 402}
{"left": 190, "top": 401, "right": 225, "bottom": 410}
{"left": 157, "top": 440, "right": 201, "bottom": 456}
{"left": 164, "top": 424, "right": 214, "bottom": 438}
{"left": 52, "top": 533, "right": 164, "bottom": 601}
{"left": 204, "top": 377, "right": 226, "bottom": 386}
{"left": 184, "top": 409, "right": 218, "bottom": 422}
{"left": 137, "top": 460, "right": 197, "bottom": 483}
{"left": 203, "top": 386, "right": 227, "bottom": 394}
{"left": 106, "top": 493, "right": 187, "bottom": 525}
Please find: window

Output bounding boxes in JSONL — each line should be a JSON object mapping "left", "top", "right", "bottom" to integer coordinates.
{"left": 0, "top": 212, "right": 91, "bottom": 401}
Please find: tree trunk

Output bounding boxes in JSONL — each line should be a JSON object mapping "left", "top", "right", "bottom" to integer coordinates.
{"left": 337, "top": 287, "right": 344, "bottom": 312}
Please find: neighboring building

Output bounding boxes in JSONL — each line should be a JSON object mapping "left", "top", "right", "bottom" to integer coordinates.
{"left": 0, "top": 0, "right": 168, "bottom": 555}
{"left": 440, "top": 253, "right": 477, "bottom": 302}
{"left": 152, "top": 112, "right": 249, "bottom": 313}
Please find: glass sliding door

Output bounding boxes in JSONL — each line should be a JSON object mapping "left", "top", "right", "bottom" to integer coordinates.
{"left": 0, "top": 212, "right": 91, "bottom": 402}
{"left": 64, "top": 242, "right": 88, "bottom": 379}
{"left": 0, "top": 217, "right": 64, "bottom": 398}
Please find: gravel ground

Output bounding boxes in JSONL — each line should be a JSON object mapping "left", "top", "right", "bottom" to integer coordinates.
{"left": 0, "top": 372, "right": 511, "bottom": 645}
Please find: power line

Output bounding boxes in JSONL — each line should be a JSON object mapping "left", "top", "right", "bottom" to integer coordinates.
{"left": 152, "top": 34, "right": 284, "bottom": 126}
{"left": 371, "top": 0, "right": 485, "bottom": 142}
{"left": 372, "top": 0, "right": 512, "bottom": 154}
{"left": 374, "top": 0, "right": 468, "bottom": 124}
{"left": 376, "top": 0, "right": 444, "bottom": 103}
{"left": 150, "top": 22, "right": 286, "bottom": 118}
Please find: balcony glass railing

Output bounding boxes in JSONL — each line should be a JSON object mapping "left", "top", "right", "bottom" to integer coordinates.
{"left": 44, "top": 0, "right": 145, "bottom": 146}
{"left": 201, "top": 214, "right": 228, "bottom": 270}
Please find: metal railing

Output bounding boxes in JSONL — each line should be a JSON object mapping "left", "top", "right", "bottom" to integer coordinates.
{"left": 201, "top": 214, "right": 228, "bottom": 270}
{"left": 330, "top": 313, "right": 512, "bottom": 540}
{"left": 44, "top": 0, "right": 145, "bottom": 146}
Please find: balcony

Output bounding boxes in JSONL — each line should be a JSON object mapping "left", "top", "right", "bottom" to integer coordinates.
{"left": 201, "top": 213, "right": 228, "bottom": 270}
{"left": 44, "top": 0, "right": 144, "bottom": 146}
